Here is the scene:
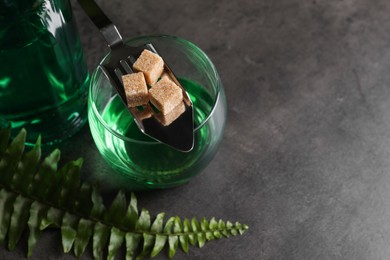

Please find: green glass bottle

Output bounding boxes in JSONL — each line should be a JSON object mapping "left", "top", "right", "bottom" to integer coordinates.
{"left": 0, "top": 0, "right": 89, "bottom": 145}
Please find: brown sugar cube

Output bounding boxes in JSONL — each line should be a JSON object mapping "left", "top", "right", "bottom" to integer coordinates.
{"left": 149, "top": 77, "right": 183, "bottom": 115}
{"left": 130, "top": 104, "right": 153, "bottom": 121}
{"left": 122, "top": 72, "right": 148, "bottom": 107}
{"left": 133, "top": 49, "right": 164, "bottom": 85}
{"left": 160, "top": 72, "right": 173, "bottom": 81}
{"left": 155, "top": 102, "right": 186, "bottom": 126}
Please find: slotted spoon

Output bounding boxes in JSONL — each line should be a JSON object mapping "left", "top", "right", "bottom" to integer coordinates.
{"left": 77, "top": 0, "right": 194, "bottom": 152}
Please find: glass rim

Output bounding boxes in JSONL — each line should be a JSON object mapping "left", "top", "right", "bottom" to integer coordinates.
{"left": 89, "top": 34, "right": 222, "bottom": 144}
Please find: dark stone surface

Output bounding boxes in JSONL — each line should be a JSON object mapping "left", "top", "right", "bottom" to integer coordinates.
{"left": 3, "top": 0, "right": 390, "bottom": 259}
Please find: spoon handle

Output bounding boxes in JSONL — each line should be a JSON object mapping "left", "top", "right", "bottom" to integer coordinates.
{"left": 77, "top": 0, "right": 123, "bottom": 48}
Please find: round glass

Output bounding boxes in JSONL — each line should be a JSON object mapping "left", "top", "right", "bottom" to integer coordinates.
{"left": 88, "top": 35, "right": 227, "bottom": 190}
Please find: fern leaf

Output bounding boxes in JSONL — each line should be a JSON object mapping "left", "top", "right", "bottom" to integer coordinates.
{"left": 27, "top": 201, "right": 48, "bottom": 257}
{"left": 8, "top": 195, "right": 32, "bottom": 250}
{"left": 183, "top": 218, "right": 195, "bottom": 246}
{"left": 151, "top": 234, "right": 167, "bottom": 257}
{"left": 92, "top": 222, "right": 110, "bottom": 260}
{"left": 179, "top": 227, "right": 189, "bottom": 254}
{"left": 124, "top": 192, "right": 138, "bottom": 229}
{"left": 107, "top": 227, "right": 124, "bottom": 260}
{"left": 0, "top": 189, "right": 16, "bottom": 245}
{"left": 105, "top": 191, "right": 127, "bottom": 226}
{"left": 73, "top": 218, "right": 93, "bottom": 257}
{"left": 136, "top": 208, "right": 151, "bottom": 232}
{"left": 31, "top": 149, "right": 60, "bottom": 199}
{"left": 137, "top": 233, "right": 154, "bottom": 260}
{"left": 61, "top": 212, "right": 78, "bottom": 253}
{"left": 12, "top": 135, "right": 41, "bottom": 192}
{"left": 40, "top": 207, "right": 62, "bottom": 229}
{"left": 0, "top": 127, "right": 249, "bottom": 259}
{"left": 125, "top": 232, "right": 142, "bottom": 259}
{"left": 1, "top": 129, "right": 26, "bottom": 188}
{"left": 168, "top": 235, "right": 179, "bottom": 259}
{"left": 91, "top": 186, "right": 105, "bottom": 218}
{"left": 150, "top": 213, "right": 166, "bottom": 257}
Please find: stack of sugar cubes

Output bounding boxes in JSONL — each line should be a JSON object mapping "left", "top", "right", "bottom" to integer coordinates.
{"left": 121, "top": 49, "right": 186, "bottom": 126}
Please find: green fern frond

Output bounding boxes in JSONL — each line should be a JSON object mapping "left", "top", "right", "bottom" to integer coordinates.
{"left": 0, "top": 127, "right": 248, "bottom": 259}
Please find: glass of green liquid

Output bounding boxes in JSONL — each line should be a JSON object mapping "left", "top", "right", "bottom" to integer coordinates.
{"left": 0, "top": 0, "right": 89, "bottom": 145}
{"left": 88, "top": 35, "right": 227, "bottom": 190}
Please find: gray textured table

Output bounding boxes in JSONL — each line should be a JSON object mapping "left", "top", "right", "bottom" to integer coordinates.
{"left": 3, "top": 0, "right": 390, "bottom": 259}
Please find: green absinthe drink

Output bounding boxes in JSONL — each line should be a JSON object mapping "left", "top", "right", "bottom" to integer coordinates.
{"left": 89, "top": 77, "right": 226, "bottom": 190}
{"left": 0, "top": 0, "right": 89, "bottom": 145}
